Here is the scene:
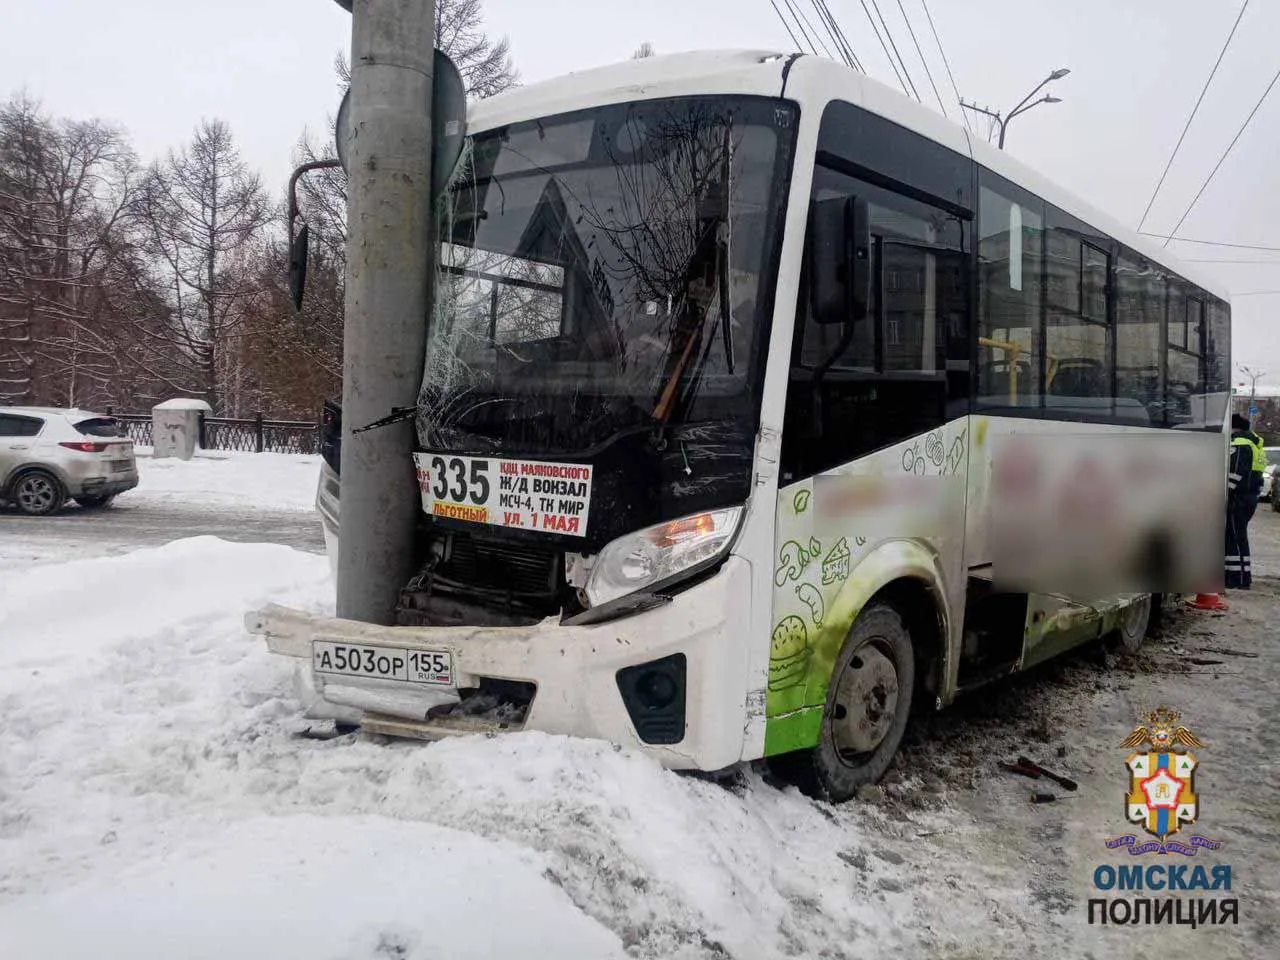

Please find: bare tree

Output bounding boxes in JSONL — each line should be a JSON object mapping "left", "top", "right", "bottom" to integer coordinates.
{"left": 632, "top": 42, "right": 657, "bottom": 59}
{"left": 434, "top": 0, "right": 519, "bottom": 99}
{"left": 134, "top": 119, "right": 270, "bottom": 413}
{"left": 281, "top": 0, "right": 521, "bottom": 386}
{"left": 0, "top": 93, "right": 144, "bottom": 407}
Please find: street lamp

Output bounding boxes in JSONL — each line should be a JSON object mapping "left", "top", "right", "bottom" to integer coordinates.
{"left": 1239, "top": 364, "right": 1266, "bottom": 420}
{"left": 961, "top": 67, "right": 1070, "bottom": 149}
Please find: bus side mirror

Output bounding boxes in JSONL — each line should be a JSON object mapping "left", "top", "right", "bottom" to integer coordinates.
{"left": 808, "top": 196, "right": 871, "bottom": 325}
{"left": 289, "top": 222, "right": 309, "bottom": 313}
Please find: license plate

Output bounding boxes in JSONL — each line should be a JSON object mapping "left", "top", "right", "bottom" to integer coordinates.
{"left": 109, "top": 459, "right": 131, "bottom": 472}
{"left": 312, "top": 640, "right": 453, "bottom": 686}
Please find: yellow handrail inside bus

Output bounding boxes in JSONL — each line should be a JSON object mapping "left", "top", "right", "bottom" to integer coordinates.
{"left": 979, "top": 336, "right": 1060, "bottom": 404}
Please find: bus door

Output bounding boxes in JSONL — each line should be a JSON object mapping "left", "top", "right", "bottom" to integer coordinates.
{"left": 768, "top": 158, "right": 973, "bottom": 754}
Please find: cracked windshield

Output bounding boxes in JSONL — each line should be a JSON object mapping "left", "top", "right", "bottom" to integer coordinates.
{"left": 419, "top": 96, "right": 795, "bottom": 454}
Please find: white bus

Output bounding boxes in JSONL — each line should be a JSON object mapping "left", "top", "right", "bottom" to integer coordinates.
{"left": 251, "top": 50, "right": 1230, "bottom": 800}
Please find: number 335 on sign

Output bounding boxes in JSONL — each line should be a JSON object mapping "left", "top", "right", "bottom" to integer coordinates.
{"left": 412, "top": 452, "right": 594, "bottom": 537}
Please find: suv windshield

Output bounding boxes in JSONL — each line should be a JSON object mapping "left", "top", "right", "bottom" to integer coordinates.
{"left": 418, "top": 95, "right": 796, "bottom": 456}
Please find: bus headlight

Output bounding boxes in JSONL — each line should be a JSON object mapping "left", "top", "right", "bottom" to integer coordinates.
{"left": 584, "top": 506, "right": 744, "bottom": 607}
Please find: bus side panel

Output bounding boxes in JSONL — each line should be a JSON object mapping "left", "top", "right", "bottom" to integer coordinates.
{"left": 966, "top": 415, "right": 1222, "bottom": 670}
{"left": 764, "top": 417, "right": 969, "bottom": 756}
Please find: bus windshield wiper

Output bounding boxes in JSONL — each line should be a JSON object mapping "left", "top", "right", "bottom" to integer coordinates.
{"left": 650, "top": 123, "right": 735, "bottom": 438}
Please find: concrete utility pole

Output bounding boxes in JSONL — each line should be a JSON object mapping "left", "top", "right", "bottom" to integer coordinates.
{"left": 338, "top": 0, "right": 436, "bottom": 624}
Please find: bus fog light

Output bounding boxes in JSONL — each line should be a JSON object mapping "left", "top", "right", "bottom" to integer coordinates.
{"left": 616, "top": 654, "right": 687, "bottom": 745}
{"left": 585, "top": 506, "right": 743, "bottom": 607}
{"left": 636, "top": 669, "right": 678, "bottom": 709}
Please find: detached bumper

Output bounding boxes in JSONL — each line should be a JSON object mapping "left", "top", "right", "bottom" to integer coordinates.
{"left": 245, "top": 556, "right": 755, "bottom": 770}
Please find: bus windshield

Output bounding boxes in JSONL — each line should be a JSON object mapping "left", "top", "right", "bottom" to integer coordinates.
{"left": 418, "top": 95, "right": 796, "bottom": 457}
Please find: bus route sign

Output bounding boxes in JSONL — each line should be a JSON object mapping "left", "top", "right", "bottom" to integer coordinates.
{"left": 413, "top": 452, "right": 593, "bottom": 537}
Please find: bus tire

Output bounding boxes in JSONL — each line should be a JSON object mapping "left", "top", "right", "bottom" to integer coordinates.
{"left": 1111, "top": 594, "right": 1151, "bottom": 654}
{"left": 807, "top": 602, "right": 915, "bottom": 802}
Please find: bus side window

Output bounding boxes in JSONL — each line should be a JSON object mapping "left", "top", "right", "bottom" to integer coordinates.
{"left": 976, "top": 176, "right": 1044, "bottom": 411}
{"left": 780, "top": 165, "right": 968, "bottom": 483}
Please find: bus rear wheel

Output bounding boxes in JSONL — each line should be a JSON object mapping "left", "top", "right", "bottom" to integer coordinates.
{"left": 803, "top": 603, "right": 915, "bottom": 802}
{"left": 1110, "top": 594, "right": 1151, "bottom": 654}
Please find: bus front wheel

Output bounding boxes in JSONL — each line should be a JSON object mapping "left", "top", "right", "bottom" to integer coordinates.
{"left": 805, "top": 603, "right": 915, "bottom": 802}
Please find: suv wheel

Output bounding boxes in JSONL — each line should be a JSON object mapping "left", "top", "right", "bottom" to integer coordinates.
{"left": 12, "top": 470, "right": 66, "bottom": 516}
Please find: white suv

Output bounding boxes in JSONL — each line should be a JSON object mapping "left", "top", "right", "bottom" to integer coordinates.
{"left": 0, "top": 407, "right": 139, "bottom": 515}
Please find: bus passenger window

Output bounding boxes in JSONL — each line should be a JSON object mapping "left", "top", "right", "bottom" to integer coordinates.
{"left": 1115, "top": 253, "right": 1164, "bottom": 426}
{"left": 1044, "top": 219, "right": 1112, "bottom": 408}
{"left": 977, "top": 180, "right": 1044, "bottom": 409}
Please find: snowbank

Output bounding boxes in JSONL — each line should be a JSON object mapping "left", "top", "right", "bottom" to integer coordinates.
{"left": 125, "top": 449, "right": 321, "bottom": 512}
{"left": 0, "top": 536, "right": 330, "bottom": 695}
{"left": 0, "top": 816, "right": 624, "bottom": 960}
{"left": 0, "top": 538, "right": 914, "bottom": 959}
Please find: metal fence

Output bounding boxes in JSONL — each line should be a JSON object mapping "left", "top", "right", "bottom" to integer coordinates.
{"left": 109, "top": 410, "right": 319, "bottom": 455}
{"left": 112, "top": 414, "right": 155, "bottom": 446}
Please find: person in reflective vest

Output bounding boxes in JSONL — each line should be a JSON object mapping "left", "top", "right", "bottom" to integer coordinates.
{"left": 1226, "top": 414, "right": 1255, "bottom": 589}
{"left": 1244, "top": 422, "right": 1267, "bottom": 520}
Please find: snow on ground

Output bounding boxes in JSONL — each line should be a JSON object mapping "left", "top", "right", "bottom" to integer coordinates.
{"left": 2, "top": 452, "right": 1277, "bottom": 958}
{"left": 0, "top": 537, "right": 328, "bottom": 695}
{"left": 1, "top": 816, "right": 626, "bottom": 960}
{"left": 124, "top": 448, "right": 322, "bottom": 512}
{"left": 0, "top": 537, "right": 920, "bottom": 959}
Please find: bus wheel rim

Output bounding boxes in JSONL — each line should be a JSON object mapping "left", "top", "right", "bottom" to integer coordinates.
{"left": 831, "top": 640, "right": 899, "bottom": 758}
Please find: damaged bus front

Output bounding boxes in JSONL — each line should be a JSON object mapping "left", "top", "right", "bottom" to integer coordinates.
{"left": 251, "top": 81, "right": 801, "bottom": 771}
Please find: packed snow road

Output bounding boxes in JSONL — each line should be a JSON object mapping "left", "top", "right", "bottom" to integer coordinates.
{"left": 0, "top": 450, "right": 324, "bottom": 571}
{"left": 1, "top": 451, "right": 1275, "bottom": 958}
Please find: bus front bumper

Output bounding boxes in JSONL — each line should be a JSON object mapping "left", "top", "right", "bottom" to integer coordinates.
{"left": 244, "top": 556, "right": 754, "bottom": 771}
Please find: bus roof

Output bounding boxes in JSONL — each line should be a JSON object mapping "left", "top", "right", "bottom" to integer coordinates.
{"left": 468, "top": 50, "right": 1229, "bottom": 303}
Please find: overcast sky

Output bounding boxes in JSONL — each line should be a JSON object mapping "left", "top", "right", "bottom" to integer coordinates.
{"left": 5, "top": 0, "right": 1278, "bottom": 385}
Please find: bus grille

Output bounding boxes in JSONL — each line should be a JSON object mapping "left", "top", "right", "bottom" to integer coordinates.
{"left": 440, "top": 534, "right": 560, "bottom": 598}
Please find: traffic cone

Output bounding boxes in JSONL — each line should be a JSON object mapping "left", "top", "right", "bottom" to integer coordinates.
{"left": 1187, "top": 592, "right": 1229, "bottom": 611}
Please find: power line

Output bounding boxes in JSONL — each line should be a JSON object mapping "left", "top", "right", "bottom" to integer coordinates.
{"left": 858, "top": 0, "right": 910, "bottom": 96}
{"left": 1140, "top": 234, "right": 1280, "bottom": 252}
{"left": 813, "top": 0, "right": 865, "bottom": 72}
{"left": 919, "top": 0, "right": 970, "bottom": 133}
{"left": 869, "top": 0, "right": 922, "bottom": 101}
{"left": 788, "top": 0, "right": 834, "bottom": 60}
{"left": 781, "top": 0, "right": 821, "bottom": 55}
{"left": 1158, "top": 61, "right": 1280, "bottom": 248}
{"left": 770, "top": 0, "right": 807, "bottom": 53}
{"left": 1228, "top": 290, "right": 1280, "bottom": 296}
{"left": 1136, "top": 0, "right": 1250, "bottom": 233}
{"left": 808, "top": 0, "right": 850, "bottom": 68}
{"left": 896, "top": 0, "right": 947, "bottom": 117}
